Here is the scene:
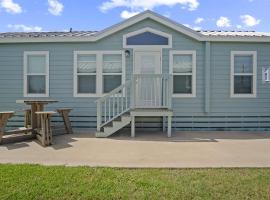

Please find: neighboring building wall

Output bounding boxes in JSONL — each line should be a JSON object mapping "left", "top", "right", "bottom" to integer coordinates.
{"left": 1, "top": 18, "right": 270, "bottom": 131}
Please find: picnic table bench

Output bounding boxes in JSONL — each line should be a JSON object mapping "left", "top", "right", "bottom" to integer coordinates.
{"left": 56, "top": 108, "right": 73, "bottom": 134}
{"left": 1, "top": 100, "right": 73, "bottom": 146}
{"left": 0, "top": 111, "right": 33, "bottom": 144}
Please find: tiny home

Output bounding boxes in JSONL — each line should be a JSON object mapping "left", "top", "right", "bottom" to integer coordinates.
{"left": 1, "top": 10, "right": 270, "bottom": 137}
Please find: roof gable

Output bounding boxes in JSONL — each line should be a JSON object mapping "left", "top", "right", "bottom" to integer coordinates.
{"left": 95, "top": 10, "right": 204, "bottom": 41}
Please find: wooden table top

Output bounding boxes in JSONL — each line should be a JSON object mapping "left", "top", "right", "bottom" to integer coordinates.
{"left": 16, "top": 100, "right": 58, "bottom": 104}
{"left": 35, "top": 111, "right": 57, "bottom": 115}
{"left": 0, "top": 111, "right": 15, "bottom": 114}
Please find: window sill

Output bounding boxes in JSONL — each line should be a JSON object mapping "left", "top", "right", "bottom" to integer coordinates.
{"left": 172, "top": 94, "right": 196, "bottom": 98}
{"left": 230, "top": 94, "right": 257, "bottom": 98}
{"left": 24, "top": 94, "right": 49, "bottom": 98}
{"left": 74, "top": 94, "right": 101, "bottom": 98}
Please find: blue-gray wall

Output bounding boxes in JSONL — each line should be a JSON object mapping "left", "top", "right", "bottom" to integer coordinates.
{"left": 1, "top": 18, "right": 270, "bottom": 131}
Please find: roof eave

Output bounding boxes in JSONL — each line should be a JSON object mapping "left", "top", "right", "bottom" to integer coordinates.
{"left": 0, "top": 11, "right": 270, "bottom": 43}
{"left": 203, "top": 36, "right": 270, "bottom": 42}
{"left": 1, "top": 36, "right": 270, "bottom": 44}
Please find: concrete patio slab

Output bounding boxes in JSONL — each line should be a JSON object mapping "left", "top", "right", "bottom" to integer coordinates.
{"left": 1, "top": 131, "right": 270, "bottom": 168}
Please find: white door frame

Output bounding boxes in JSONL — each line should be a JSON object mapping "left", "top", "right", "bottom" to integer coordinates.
{"left": 132, "top": 48, "right": 163, "bottom": 108}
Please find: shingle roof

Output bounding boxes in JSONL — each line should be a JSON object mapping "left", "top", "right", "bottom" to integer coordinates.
{"left": 199, "top": 30, "right": 270, "bottom": 37}
{"left": 1, "top": 30, "right": 270, "bottom": 39}
{"left": 0, "top": 31, "right": 98, "bottom": 38}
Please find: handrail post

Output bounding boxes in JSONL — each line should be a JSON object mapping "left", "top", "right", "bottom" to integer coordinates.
{"left": 168, "top": 75, "right": 173, "bottom": 109}
{"left": 130, "top": 75, "right": 136, "bottom": 109}
{"left": 97, "top": 101, "right": 101, "bottom": 132}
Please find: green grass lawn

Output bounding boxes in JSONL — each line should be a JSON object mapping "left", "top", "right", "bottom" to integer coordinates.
{"left": 0, "top": 164, "right": 270, "bottom": 200}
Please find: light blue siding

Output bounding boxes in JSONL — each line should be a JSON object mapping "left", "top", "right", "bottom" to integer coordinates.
{"left": 1, "top": 18, "right": 270, "bottom": 131}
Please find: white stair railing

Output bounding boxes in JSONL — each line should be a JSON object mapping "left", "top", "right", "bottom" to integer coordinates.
{"left": 96, "top": 74, "right": 173, "bottom": 132}
{"left": 96, "top": 80, "right": 132, "bottom": 132}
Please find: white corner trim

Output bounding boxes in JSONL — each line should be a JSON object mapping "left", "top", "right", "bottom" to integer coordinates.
{"left": 123, "top": 27, "right": 172, "bottom": 48}
{"left": 169, "top": 50, "right": 196, "bottom": 98}
{"left": 23, "top": 51, "right": 49, "bottom": 97}
{"left": 230, "top": 51, "right": 257, "bottom": 98}
{"left": 73, "top": 50, "right": 125, "bottom": 98}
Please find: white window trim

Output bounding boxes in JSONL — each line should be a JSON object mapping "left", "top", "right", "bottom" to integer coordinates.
{"left": 23, "top": 51, "right": 49, "bottom": 97}
{"left": 230, "top": 51, "right": 257, "bottom": 98}
{"left": 74, "top": 51, "right": 125, "bottom": 97}
{"left": 123, "top": 27, "right": 172, "bottom": 48}
{"left": 169, "top": 50, "right": 196, "bottom": 98}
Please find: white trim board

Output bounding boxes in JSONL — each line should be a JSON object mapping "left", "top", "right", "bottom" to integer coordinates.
{"left": 23, "top": 51, "right": 49, "bottom": 97}
{"left": 230, "top": 51, "right": 257, "bottom": 98}
{"left": 1, "top": 11, "right": 270, "bottom": 43}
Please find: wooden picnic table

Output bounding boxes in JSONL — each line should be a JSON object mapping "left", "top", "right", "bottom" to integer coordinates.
{"left": 16, "top": 100, "right": 58, "bottom": 131}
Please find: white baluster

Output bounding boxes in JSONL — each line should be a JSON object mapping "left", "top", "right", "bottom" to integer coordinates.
{"left": 163, "top": 77, "right": 165, "bottom": 107}
{"left": 109, "top": 97, "right": 111, "bottom": 120}
{"left": 117, "top": 93, "right": 120, "bottom": 115}
{"left": 104, "top": 100, "right": 107, "bottom": 122}
{"left": 113, "top": 94, "right": 115, "bottom": 117}
{"left": 121, "top": 89, "right": 124, "bottom": 113}
{"left": 125, "top": 87, "right": 128, "bottom": 110}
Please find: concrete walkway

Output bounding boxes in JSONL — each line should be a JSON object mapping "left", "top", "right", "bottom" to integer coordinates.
{"left": 1, "top": 131, "right": 270, "bottom": 168}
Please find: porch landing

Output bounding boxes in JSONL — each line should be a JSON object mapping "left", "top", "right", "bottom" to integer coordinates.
{"left": 130, "top": 108, "right": 173, "bottom": 138}
{"left": 1, "top": 131, "right": 270, "bottom": 168}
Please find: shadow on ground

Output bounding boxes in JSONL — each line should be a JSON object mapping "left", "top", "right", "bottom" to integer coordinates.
{"left": 1, "top": 130, "right": 270, "bottom": 150}
{"left": 110, "top": 129, "right": 270, "bottom": 143}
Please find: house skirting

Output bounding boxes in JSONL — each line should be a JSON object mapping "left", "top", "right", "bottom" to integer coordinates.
{"left": 5, "top": 115, "right": 270, "bottom": 132}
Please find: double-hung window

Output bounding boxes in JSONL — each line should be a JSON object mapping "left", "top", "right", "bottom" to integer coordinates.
{"left": 24, "top": 51, "right": 49, "bottom": 97}
{"left": 231, "top": 51, "right": 257, "bottom": 97}
{"left": 75, "top": 53, "right": 97, "bottom": 96}
{"left": 102, "top": 54, "right": 122, "bottom": 93}
{"left": 170, "top": 51, "right": 196, "bottom": 97}
{"left": 74, "top": 51, "right": 124, "bottom": 97}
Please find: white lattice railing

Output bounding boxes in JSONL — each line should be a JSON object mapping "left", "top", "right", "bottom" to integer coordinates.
{"left": 96, "top": 74, "right": 172, "bottom": 131}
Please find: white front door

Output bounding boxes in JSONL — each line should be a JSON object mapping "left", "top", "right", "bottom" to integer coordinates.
{"left": 134, "top": 51, "right": 162, "bottom": 107}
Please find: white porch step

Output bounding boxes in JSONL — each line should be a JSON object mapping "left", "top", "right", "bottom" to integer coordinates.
{"left": 95, "top": 114, "right": 131, "bottom": 138}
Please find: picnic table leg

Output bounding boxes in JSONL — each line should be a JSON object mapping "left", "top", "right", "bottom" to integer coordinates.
{"left": 31, "top": 104, "right": 38, "bottom": 130}
{"left": 39, "top": 113, "right": 53, "bottom": 146}
{"left": 31, "top": 103, "right": 45, "bottom": 132}
{"left": 57, "top": 109, "right": 73, "bottom": 134}
{"left": 36, "top": 104, "right": 44, "bottom": 130}
{"left": 24, "top": 109, "right": 31, "bottom": 128}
